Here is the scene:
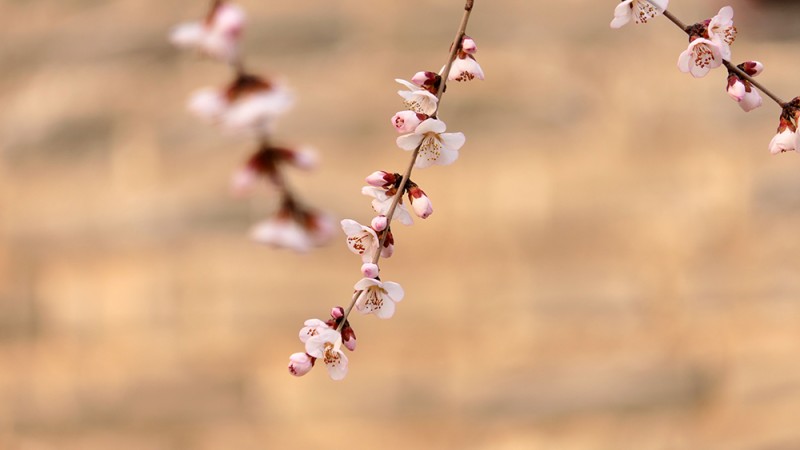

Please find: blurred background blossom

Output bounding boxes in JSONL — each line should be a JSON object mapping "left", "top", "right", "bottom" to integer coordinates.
{"left": 1, "top": 0, "right": 800, "bottom": 448}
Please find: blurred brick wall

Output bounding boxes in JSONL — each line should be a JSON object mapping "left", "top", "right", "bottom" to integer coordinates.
{"left": 1, "top": 0, "right": 800, "bottom": 449}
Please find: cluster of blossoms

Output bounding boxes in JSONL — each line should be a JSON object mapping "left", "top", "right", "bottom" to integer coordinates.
{"left": 170, "top": 1, "right": 333, "bottom": 251}
{"left": 610, "top": 1, "right": 799, "bottom": 156}
{"left": 288, "top": 4, "right": 482, "bottom": 380}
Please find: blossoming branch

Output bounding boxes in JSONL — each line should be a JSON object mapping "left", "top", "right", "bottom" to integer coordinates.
{"left": 170, "top": 0, "right": 334, "bottom": 252}
{"left": 611, "top": 0, "right": 800, "bottom": 155}
{"left": 288, "top": 0, "right": 483, "bottom": 381}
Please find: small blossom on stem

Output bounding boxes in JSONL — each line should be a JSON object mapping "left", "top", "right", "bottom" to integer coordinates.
{"left": 365, "top": 171, "right": 398, "bottom": 188}
{"left": 396, "top": 79, "right": 439, "bottom": 115}
{"left": 392, "top": 111, "right": 428, "bottom": 134}
{"left": 726, "top": 62, "right": 763, "bottom": 112}
{"left": 170, "top": 1, "right": 246, "bottom": 63}
{"left": 362, "top": 186, "right": 414, "bottom": 225}
{"left": 768, "top": 99, "right": 800, "bottom": 154}
{"left": 371, "top": 215, "right": 388, "bottom": 232}
{"left": 706, "top": 6, "right": 737, "bottom": 61}
{"left": 411, "top": 71, "right": 442, "bottom": 94}
{"left": 677, "top": 37, "right": 723, "bottom": 78}
{"left": 341, "top": 219, "right": 393, "bottom": 262}
{"left": 189, "top": 73, "right": 294, "bottom": 134}
{"left": 610, "top": 0, "right": 668, "bottom": 29}
{"left": 446, "top": 36, "right": 485, "bottom": 82}
{"left": 288, "top": 352, "right": 315, "bottom": 377}
{"left": 305, "top": 329, "right": 349, "bottom": 380}
{"left": 232, "top": 145, "right": 318, "bottom": 194}
{"left": 740, "top": 61, "right": 764, "bottom": 77}
{"left": 361, "top": 263, "right": 380, "bottom": 279}
{"left": 354, "top": 278, "right": 405, "bottom": 319}
{"left": 407, "top": 184, "right": 433, "bottom": 219}
{"left": 299, "top": 318, "right": 330, "bottom": 343}
{"left": 251, "top": 202, "right": 333, "bottom": 252}
{"left": 396, "top": 118, "right": 465, "bottom": 169}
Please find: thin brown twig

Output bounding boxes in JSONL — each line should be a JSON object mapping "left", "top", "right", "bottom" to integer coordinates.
{"left": 338, "top": 0, "right": 476, "bottom": 330}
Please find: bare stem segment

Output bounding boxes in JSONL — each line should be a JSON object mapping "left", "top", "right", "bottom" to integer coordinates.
{"left": 338, "top": 0, "right": 476, "bottom": 329}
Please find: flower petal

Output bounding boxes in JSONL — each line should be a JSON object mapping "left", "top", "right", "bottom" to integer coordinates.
{"left": 416, "top": 118, "right": 447, "bottom": 134}
{"left": 397, "top": 133, "right": 423, "bottom": 151}
{"left": 381, "top": 281, "right": 404, "bottom": 302}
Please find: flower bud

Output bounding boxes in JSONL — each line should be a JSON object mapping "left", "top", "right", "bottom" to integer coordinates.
{"left": 411, "top": 71, "right": 436, "bottom": 87}
{"left": 365, "top": 171, "right": 396, "bottom": 188}
{"left": 288, "top": 352, "right": 314, "bottom": 376}
{"left": 461, "top": 36, "right": 478, "bottom": 54}
{"left": 361, "top": 263, "right": 379, "bottom": 278}
{"left": 408, "top": 186, "right": 433, "bottom": 219}
{"left": 342, "top": 326, "right": 357, "bottom": 351}
{"left": 371, "top": 215, "right": 388, "bottom": 232}
{"left": 392, "top": 111, "right": 426, "bottom": 134}
{"left": 726, "top": 76, "right": 745, "bottom": 102}
{"left": 330, "top": 306, "right": 344, "bottom": 320}
{"left": 741, "top": 61, "right": 764, "bottom": 77}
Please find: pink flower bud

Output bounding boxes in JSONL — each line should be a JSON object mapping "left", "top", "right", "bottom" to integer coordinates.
{"left": 288, "top": 352, "right": 314, "bottom": 376}
{"left": 461, "top": 36, "right": 478, "bottom": 54}
{"left": 726, "top": 76, "right": 745, "bottom": 102}
{"left": 411, "top": 71, "right": 433, "bottom": 87}
{"left": 741, "top": 61, "right": 763, "bottom": 77}
{"left": 371, "top": 215, "right": 388, "bottom": 232}
{"left": 392, "top": 111, "right": 426, "bottom": 134}
{"left": 361, "top": 263, "right": 379, "bottom": 278}
{"left": 330, "top": 307, "right": 344, "bottom": 320}
{"left": 365, "top": 171, "right": 396, "bottom": 188}
{"left": 342, "top": 326, "right": 357, "bottom": 351}
{"left": 408, "top": 186, "right": 433, "bottom": 219}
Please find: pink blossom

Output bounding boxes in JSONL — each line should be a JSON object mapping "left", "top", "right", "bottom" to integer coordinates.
{"left": 341, "top": 219, "right": 392, "bottom": 263}
{"left": 461, "top": 36, "right": 478, "bottom": 55}
{"left": 770, "top": 129, "right": 796, "bottom": 155}
{"left": 361, "top": 263, "right": 380, "bottom": 278}
{"left": 726, "top": 76, "right": 762, "bottom": 112}
{"left": 740, "top": 61, "right": 763, "bottom": 77}
{"left": 392, "top": 111, "right": 427, "bottom": 134}
{"left": 362, "top": 186, "right": 413, "bottom": 225}
{"left": 610, "top": 0, "right": 668, "bottom": 28}
{"left": 251, "top": 209, "right": 333, "bottom": 252}
{"left": 677, "top": 38, "right": 723, "bottom": 78}
{"left": 354, "top": 278, "right": 405, "bottom": 319}
{"left": 305, "top": 329, "right": 349, "bottom": 380}
{"left": 299, "top": 318, "right": 330, "bottom": 343}
{"left": 288, "top": 352, "right": 314, "bottom": 377}
{"left": 169, "top": 2, "right": 246, "bottom": 63}
{"left": 396, "top": 118, "right": 465, "bottom": 169}
{"left": 446, "top": 54, "right": 484, "bottom": 82}
{"left": 371, "top": 215, "right": 388, "bottom": 232}
{"left": 365, "top": 171, "right": 397, "bottom": 188}
{"left": 188, "top": 74, "right": 293, "bottom": 134}
{"left": 408, "top": 185, "right": 433, "bottom": 219}
{"left": 396, "top": 79, "right": 438, "bottom": 115}
{"left": 707, "top": 6, "right": 737, "bottom": 61}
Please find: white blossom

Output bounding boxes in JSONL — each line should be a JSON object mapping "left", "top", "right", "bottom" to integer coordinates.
{"left": 354, "top": 278, "right": 405, "bottom": 319}
{"left": 396, "top": 118, "right": 465, "bottom": 169}
{"left": 610, "top": 0, "right": 668, "bottom": 29}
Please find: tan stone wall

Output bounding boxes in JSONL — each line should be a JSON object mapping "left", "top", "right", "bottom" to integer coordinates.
{"left": 2, "top": 0, "right": 800, "bottom": 448}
